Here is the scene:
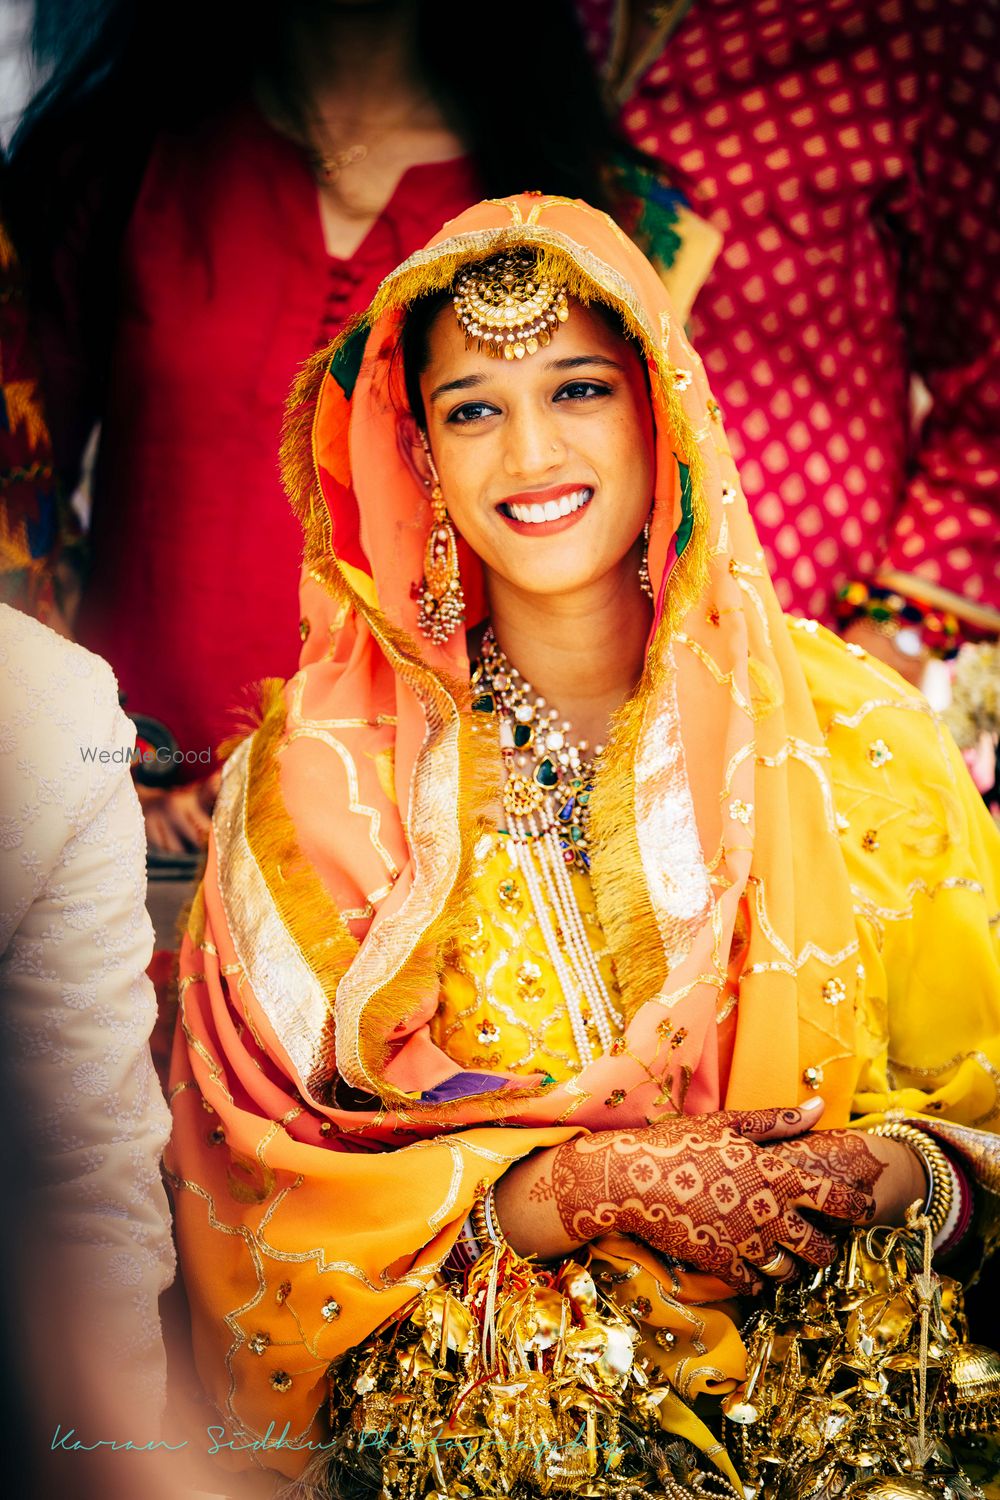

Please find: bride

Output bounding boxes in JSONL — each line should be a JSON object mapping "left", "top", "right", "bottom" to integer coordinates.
{"left": 166, "top": 195, "right": 1000, "bottom": 1498}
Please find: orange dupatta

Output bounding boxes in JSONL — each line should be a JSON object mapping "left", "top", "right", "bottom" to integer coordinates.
{"left": 166, "top": 196, "right": 863, "bottom": 1476}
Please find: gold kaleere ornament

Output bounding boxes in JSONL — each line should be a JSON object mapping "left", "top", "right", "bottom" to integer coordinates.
{"left": 726, "top": 1207, "right": 993, "bottom": 1500}
{"left": 314, "top": 1239, "right": 745, "bottom": 1500}
{"left": 453, "top": 248, "right": 570, "bottom": 360}
{"left": 941, "top": 1342, "right": 1000, "bottom": 1433}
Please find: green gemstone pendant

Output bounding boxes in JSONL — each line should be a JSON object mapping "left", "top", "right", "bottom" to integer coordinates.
{"left": 471, "top": 692, "right": 496, "bottom": 714}
{"left": 513, "top": 722, "right": 534, "bottom": 749}
{"left": 534, "top": 758, "right": 559, "bottom": 789}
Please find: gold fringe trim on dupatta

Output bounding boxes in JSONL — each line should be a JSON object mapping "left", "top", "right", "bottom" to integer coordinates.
{"left": 184, "top": 879, "right": 207, "bottom": 949}
{"left": 216, "top": 675, "right": 287, "bottom": 763}
{"left": 588, "top": 634, "right": 671, "bottom": 1017}
{"left": 242, "top": 691, "right": 361, "bottom": 1079}
{"left": 283, "top": 366, "right": 520, "bottom": 1108}
{"left": 282, "top": 346, "right": 337, "bottom": 555}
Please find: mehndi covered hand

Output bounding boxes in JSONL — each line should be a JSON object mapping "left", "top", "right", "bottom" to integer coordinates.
{"left": 758, "top": 1127, "right": 935, "bottom": 1232}
{"left": 550, "top": 1106, "right": 876, "bottom": 1292}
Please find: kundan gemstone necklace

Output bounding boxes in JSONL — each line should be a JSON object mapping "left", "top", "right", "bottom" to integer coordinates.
{"left": 472, "top": 626, "right": 622, "bottom": 1061}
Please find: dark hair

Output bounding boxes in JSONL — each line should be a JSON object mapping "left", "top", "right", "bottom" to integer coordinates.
{"left": 8, "top": 1, "right": 631, "bottom": 279}
{"left": 400, "top": 291, "right": 452, "bottom": 428}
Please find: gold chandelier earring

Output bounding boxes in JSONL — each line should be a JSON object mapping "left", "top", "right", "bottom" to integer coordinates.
{"left": 638, "top": 517, "right": 654, "bottom": 600}
{"left": 416, "top": 442, "right": 465, "bottom": 645}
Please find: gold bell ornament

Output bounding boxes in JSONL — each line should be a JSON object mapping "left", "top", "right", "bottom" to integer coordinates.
{"left": 725, "top": 1208, "right": 993, "bottom": 1500}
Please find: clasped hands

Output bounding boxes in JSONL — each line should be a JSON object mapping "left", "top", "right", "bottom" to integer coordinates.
{"left": 495, "top": 1096, "right": 926, "bottom": 1293}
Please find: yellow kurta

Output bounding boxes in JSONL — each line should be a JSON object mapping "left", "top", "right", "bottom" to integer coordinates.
{"left": 435, "top": 624, "right": 1000, "bottom": 1144}
{"left": 433, "top": 831, "right": 623, "bottom": 1080}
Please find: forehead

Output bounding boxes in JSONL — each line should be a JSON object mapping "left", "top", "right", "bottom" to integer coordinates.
{"left": 422, "top": 296, "right": 637, "bottom": 383}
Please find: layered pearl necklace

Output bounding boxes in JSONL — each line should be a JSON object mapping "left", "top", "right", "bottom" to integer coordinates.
{"left": 472, "top": 627, "right": 623, "bottom": 1063}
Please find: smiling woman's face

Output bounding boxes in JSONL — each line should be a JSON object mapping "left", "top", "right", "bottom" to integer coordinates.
{"left": 416, "top": 299, "right": 655, "bottom": 601}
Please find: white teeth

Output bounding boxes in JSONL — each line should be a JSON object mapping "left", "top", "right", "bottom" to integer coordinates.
{"left": 507, "top": 488, "right": 591, "bottom": 524}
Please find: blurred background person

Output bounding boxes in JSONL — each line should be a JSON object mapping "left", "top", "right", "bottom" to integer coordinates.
{"left": 0, "top": 167, "right": 79, "bottom": 632}
{"left": 0, "top": 600, "right": 176, "bottom": 1499}
{"left": 5, "top": 0, "right": 713, "bottom": 875}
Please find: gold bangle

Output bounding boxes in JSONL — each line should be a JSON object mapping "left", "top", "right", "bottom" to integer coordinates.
{"left": 869, "top": 1122, "right": 954, "bottom": 1237}
{"left": 471, "top": 1183, "right": 506, "bottom": 1250}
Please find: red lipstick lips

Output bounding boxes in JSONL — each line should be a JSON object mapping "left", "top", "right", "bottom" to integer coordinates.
{"left": 497, "top": 483, "right": 594, "bottom": 535}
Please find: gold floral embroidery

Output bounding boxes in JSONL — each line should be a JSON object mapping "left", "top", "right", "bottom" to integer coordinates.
{"left": 432, "top": 833, "right": 622, "bottom": 1080}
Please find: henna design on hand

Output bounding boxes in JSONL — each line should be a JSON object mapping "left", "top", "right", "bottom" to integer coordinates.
{"left": 528, "top": 1172, "right": 556, "bottom": 1204}
{"left": 726, "top": 1106, "right": 811, "bottom": 1139}
{"left": 550, "top": 1110, "right": 874, "bottom": 1293}
{"left": 762, "top": 1130, "right": 887, "bottom": 1197}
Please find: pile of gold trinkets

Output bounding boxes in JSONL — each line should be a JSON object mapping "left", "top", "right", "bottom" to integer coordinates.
{"left": 305, "top": 1212, "right": 999, "bottom": 1500}
{"left": 314, "top": 1242, "right": 741, "bottom": 1500}
{"left": 725, "top": 1210, "right": 1000, "bottom": 1499}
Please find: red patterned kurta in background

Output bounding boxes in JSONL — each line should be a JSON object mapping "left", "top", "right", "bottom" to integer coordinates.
{"left": 580, "top": 0, "right": 1000, "bottom": 629}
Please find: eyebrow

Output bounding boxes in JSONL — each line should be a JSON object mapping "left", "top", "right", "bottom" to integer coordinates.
{"left": 549, "top": 355, "right": 625, "bottom": 372}
{"left": 428, "top": 353, "right": 626, "bottom": 403}
{"left": 429, "top": 374, "right": 486, "bottom": 401}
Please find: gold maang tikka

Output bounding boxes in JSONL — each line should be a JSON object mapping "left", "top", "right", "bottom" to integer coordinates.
{"left": 452, "top": 249, "right": 569, "bottom": 360}
{"left": 416, "top": 441, "right": 465, "bottom": 645}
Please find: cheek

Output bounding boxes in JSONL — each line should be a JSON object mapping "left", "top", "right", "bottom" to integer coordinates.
{"left": 602, "top": 409, "right": 654, "bottom": 511}
{"left": 433, "top": 442, "right": 491, "bottom": 539}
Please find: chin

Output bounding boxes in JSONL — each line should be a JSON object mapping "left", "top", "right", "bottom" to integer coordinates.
{"left": 496, "top": 562, "right": 612, "bottom": 599}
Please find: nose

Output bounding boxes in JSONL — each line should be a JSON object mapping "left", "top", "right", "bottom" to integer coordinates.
{"left": 501, "top": 400, "right": 566, "bottom": 482}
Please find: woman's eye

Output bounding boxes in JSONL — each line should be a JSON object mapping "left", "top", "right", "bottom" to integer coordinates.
{"left": 446, "top": 401, "right": 499, "bottom": 425}
{"left": 555, "top": 380, "right": 612, "bottom": 402}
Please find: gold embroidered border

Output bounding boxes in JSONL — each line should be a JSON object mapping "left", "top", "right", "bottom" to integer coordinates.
{"left": 213, "top": 736, "right": 349, "bottom": 1094}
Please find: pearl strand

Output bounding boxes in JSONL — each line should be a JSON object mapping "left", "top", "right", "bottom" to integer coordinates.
{"left": 505, "top": 825, "right": 595, "bottom": 1064}
{"left": 526, "top": 814, "right": 620, "bottom": 1052}
{"left": 507, "top": 795, "right": 623, "bottom": 1063}
{"left": 535, "top": 816, "right": 622, "bottom": 1045}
